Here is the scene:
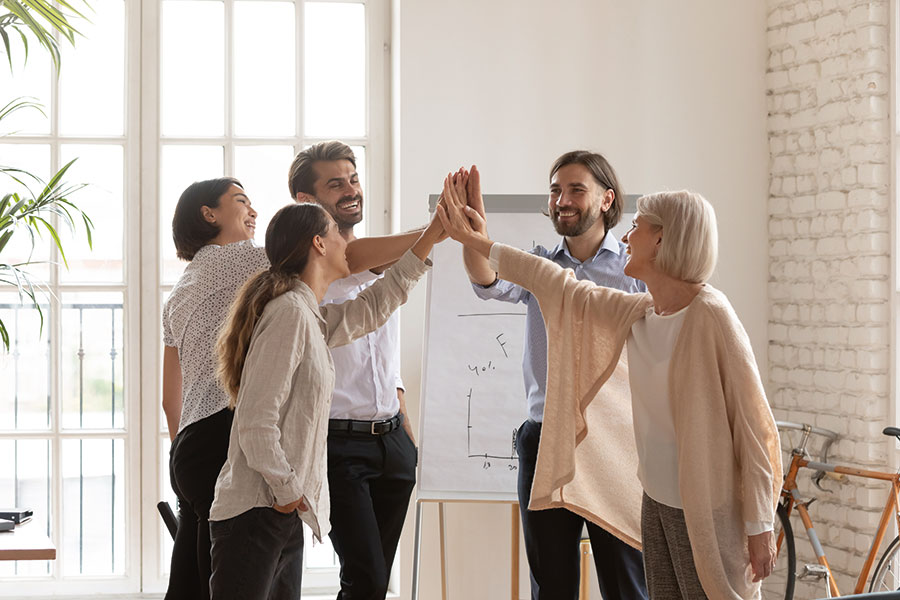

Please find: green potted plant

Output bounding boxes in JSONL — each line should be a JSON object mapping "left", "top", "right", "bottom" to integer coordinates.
{"left": 0, "top": 0, "right": 93, "bottom": 351}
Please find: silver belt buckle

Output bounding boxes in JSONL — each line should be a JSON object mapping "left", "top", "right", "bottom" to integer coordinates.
{"left": 370, "top": 421, "right": 378, "bottom": 435}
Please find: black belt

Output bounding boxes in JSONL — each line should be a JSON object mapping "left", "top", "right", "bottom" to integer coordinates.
{"left": 328, "top": 414, "right": 404, "bottom": 435}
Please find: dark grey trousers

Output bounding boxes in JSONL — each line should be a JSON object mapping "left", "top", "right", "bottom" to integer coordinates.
{"left": 641, "top": 493, "right": 708, "bottom": 600}
{"left": 209, "top": 507, "right": 305, "bottom": 600}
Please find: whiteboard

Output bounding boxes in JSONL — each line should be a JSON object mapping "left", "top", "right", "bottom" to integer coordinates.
{"left": 416, "top": 194, "right": 637, "bottom": 501}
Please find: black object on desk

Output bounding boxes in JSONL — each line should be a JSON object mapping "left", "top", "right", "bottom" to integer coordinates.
{"left": 0, "top": 509, "right": 32, "bottom": 525}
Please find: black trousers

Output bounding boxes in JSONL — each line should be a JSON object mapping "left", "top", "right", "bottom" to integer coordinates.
{"left": 209, "top": 507, "right": 305, "bottom": 600}
{"left": 326, "top": 424, "right": 417, "bottom": 600}
{"left": 517, "top": 419, "right": 649, "bottom": 600}
{"left": 166, "top": 407, "right": 234, "bottom": 600}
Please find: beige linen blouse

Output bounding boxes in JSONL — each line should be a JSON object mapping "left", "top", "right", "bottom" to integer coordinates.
{"left": 209, "top": 250, "right": 430, "bottom": 541}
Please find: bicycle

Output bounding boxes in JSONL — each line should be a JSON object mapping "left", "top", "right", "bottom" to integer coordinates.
{"left": 761, "top": 421, "right": 900, "bottom": 599}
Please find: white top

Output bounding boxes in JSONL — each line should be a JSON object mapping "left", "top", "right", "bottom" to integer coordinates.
{"left": 627, "top": 306, "right": 688, "bottom": 509}
{"left": 628, "top": 304, "right": 772, "bottom": 535}
{"left": 209, "top": 250, "right": 430, "bottom": 541}
{"left": 322, "top": 271, "right": 404, "bottom": 420}
{"left": 162, "top": 241, "right": 269, "bottom": 433}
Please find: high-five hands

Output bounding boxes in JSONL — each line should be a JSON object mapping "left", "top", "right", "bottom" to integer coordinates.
{"left": 436, "top": 168, "right": 494, "bottom": 258}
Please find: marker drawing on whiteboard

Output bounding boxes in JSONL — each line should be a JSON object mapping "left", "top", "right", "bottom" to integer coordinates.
{"left": 465, "top": 386, "right": 518, "bottom": 463}
{"left": 496, "top": 333, "right": 508, "bottom": 358}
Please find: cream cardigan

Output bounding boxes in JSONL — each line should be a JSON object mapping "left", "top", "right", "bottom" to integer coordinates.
{"left": 491, "top": 243, "right": 782, "bottom": 600}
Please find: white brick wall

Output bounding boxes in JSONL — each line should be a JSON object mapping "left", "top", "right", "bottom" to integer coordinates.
{"left": 767, "top": 1, "right": 891, "bottom": 597}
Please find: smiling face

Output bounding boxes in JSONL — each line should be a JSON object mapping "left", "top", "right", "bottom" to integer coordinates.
{"left": 621, "top": 215, "right": 663, "bottom": 279}
{"left": 202, "top": 184, "right": 257, "bottom": 244}
{"left": 548, "top": 163, "right": 612, "bottom": 237}
{"left": 308, "top": 158, "right": 363, "bottom": 231}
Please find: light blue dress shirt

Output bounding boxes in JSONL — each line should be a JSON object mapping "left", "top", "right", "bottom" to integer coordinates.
{"left": 472, "top": 233, "right": 646, "bottom": 422}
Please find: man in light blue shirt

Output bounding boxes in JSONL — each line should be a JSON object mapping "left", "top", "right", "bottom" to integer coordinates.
{"left": 464, "top": 151, "right": 648, "bottom": 600}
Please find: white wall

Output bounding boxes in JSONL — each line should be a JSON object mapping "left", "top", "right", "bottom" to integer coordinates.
{"left": 392, "top": 2, "right": 769, "bottom": 598}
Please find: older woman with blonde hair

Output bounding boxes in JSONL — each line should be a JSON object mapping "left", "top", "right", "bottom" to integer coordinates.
{"left": 438, "top": 178, "right": 782, "bottom": 599}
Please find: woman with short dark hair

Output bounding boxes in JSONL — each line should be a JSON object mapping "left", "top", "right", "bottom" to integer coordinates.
{"left": 161, "top": 178, "right": 432, "bottom": 600}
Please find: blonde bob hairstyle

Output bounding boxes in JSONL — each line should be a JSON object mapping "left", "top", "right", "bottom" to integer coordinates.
{"left": 636, "top": 190, "right": 718, "bottom": 284}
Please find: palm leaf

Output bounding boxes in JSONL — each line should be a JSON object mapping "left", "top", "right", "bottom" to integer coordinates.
{"left": 0, "top": 25, "right": 11, "bottom": 70}
{"left": 0, "top": 96, "right": 45, "bottom": 120}
{"left": 2, "top": 0, "right": 61, "bottom": 70}
{"left": 31, "top": 215, "right": 66, "bottom": 266}
{"left": 0, "top": 319, "right": 8, "bottom": 350}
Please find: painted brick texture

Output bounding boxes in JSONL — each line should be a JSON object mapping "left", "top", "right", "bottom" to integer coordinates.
{"left": 767, "top": 0, "right": 891, "bottom": 597}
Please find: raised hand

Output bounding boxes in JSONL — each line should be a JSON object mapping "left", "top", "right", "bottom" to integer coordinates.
{"left": 466, "top": 165, "right": 487, "bottom": 232}
{"left": 436, "top": 172, "right": 493, "bottom": 258}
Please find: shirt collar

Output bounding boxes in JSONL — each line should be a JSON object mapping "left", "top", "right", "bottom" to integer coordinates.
{"left": 551, "top": 231, "right": 621, "bottom": 263}
{"left": 293, "top": 281, "right": 327, "bottom": 325}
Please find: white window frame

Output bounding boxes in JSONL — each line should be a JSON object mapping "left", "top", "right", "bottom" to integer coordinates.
{"left": 1, "top": 0, "right": 389, "bottom": 596}
{"left": 0, "top": 0, "right": 143, "bottom": 596}
{"left": 139, "top": 0, "right": 391, "bottom": 595}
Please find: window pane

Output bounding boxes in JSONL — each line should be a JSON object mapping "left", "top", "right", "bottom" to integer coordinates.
{"left": 0, "top": 144, "right": 51, "bottom": 281}
{"left": 59, "top": 145, "right": 124, "bottom": 283}
{"left": 305, "top": 526, "right": 339, "bottom": 569}
{"left": 160, "top": 145, "right": 224, "bottom": 283}
{"left": 234, "top": 145, "right": 295, "bottom": 239}
{"left": 0, "top": 296, "right": 51, "bottom": 431}
{"left": 61, "top": 438, "right": 125, "bottom": 576}
{"left": 304, "top": 2, "right": 365, "bottom": 137}
{"left": 61, "top": 292, "right": 125, "bottom": 430}
{"left": 161, "top": 1, "right": 225, "bottom": 136}
{"left": 234, "top": 2, "right": 295, "bottom": 137}
{"left": 0, "top": 39, "right": 51, "bottom": 135}
{"left": 59, "top": 0, "right": 126, "bottom": 135}
{"left": 0, "top": 439, "right": 51, "bottom": 577}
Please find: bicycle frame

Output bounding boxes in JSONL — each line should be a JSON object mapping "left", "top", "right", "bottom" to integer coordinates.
{"left": 780, "top": 449, "right": 900, "bottom": 596}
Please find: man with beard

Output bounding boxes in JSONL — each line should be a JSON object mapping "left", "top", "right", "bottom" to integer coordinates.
{"left": 462, "top": 151, "right": 649, "bottom": 600}
{"left": 288, "top": 141, "right": 421, "bottom": 600}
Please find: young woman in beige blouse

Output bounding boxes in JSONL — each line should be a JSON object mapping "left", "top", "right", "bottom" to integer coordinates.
{"left": 438, "top": 175, "right": 781, "bottom": 600}
{"left": 208, "top": 200, "right": 444, "bottom": 600}
{"left": 162, "top": 178, "right": 432, "bottom": 600}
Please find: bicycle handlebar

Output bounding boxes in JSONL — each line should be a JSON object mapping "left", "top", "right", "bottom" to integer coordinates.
{"left": 775, "top": 420, "right": 840, "bottom": 441}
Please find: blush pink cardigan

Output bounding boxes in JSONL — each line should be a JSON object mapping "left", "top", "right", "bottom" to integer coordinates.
{"left": 491, "top": 243, "right": 782, "bottom": 600}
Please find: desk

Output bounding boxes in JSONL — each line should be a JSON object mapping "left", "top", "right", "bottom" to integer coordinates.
{"left": 0, "top": 522, "right": 55, "bottom": 560}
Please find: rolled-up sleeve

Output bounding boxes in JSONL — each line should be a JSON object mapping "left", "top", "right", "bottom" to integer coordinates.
{"left": 322, "top": 250, "right": 430, "bottom": 348}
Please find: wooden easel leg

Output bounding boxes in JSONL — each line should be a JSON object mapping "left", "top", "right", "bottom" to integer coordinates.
{"left": 439, "top": 502, "right": 448, "bottom": 600}
{"left": 511, "top": 503, "right": 519, "bottom": 600}
{"left": 411, "top": 502, "right": 423, "bottom": 600}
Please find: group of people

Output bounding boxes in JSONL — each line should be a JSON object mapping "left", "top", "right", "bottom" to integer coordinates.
{"left": 161, "top": 141, "right": 783, "bottom": 600}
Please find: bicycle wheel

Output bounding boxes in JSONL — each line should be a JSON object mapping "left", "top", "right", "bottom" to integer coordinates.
{"left": 869, "top": 535, "right": 900, "bottom": 593}
{"left": 760, "top": 503, "right": 796, "bottom": 600}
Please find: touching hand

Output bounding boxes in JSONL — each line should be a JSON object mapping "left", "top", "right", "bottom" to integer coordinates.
{"left": 436, "top": 172, "right": 484, "bottom": 244}
{"left": 466, "top": 165, "right": 487, "bottom": 232}
{"left": 274, "top": 496, "right": 309, "bottom": 514}
{"left": 748, "top": 530, "right": 776, "bottom": 582}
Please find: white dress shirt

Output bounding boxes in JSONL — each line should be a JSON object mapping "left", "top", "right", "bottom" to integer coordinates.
{"left": 322, "top": 270, "right": 404, "bottom": 421}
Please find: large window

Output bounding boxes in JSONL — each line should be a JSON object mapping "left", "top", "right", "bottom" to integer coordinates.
{"left": 0, "top": 0, "right": 388, "bottom": 595}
